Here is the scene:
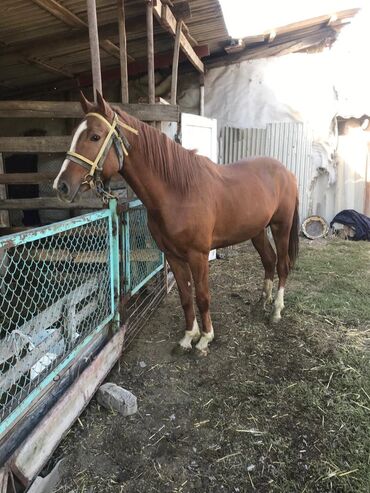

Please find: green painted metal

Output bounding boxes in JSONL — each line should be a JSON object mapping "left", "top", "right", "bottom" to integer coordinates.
{"left": 109, "top": 199, "right": 120, "bottom": 331}
{"left": 0, "top": 313, "right": 112, "bottom": 440}
{"left": 130, "top": 262, "right": 164, "bottom": 296}
{"left": 124, "top": 207, "right": 131, "bottom": 292}
{"left": 0, "top": 206, "right": 116, "bottom": 437}
{"left": 123, "top": 200, "right": 164, "bottom": 295}
{"left": 0, "top": 209, "right": 110, "bottom": 249}
{"left": 0, "top": 197, "right": 165, "bottom": 440}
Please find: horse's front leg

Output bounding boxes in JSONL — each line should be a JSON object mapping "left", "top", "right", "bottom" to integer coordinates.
{"left": 188, "top": 252, "right": 214, "bottom": 355}
{"left": 166, "top": 255, "right": 200, "bottom": 350}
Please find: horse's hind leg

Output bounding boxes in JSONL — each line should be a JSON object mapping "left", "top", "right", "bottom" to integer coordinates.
{"left": 251, "top": 229, "right": 276, "bottom": 309}
{"left": 270, "top": 223, "right": 290, "bottom": 322}
{"left": 166, "top": 254, "right": 200, "bottom": 350}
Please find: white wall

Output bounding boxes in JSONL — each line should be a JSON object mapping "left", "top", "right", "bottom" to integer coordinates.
{"left": 202, "top": 53, "right": 368, "bottom": 222}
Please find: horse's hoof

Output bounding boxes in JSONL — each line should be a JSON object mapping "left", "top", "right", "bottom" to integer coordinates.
{"left": 270, "top": 315, "right": 281, "bottom": 324}
{"left": 171, "top": 344, "right": 192, "bottom": 356}
{"left": 194, "top": 347, "right": 209, "bottom": 358}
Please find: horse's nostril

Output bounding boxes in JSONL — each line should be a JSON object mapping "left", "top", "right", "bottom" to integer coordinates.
{"left": 58, "top": 181, "right": 69, "bottom": 195}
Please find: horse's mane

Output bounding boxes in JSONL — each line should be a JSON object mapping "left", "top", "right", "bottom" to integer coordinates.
{"left": 114, "top": 106, "right": 221, "bottom": 195}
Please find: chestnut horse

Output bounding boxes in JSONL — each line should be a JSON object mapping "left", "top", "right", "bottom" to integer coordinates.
{"left": 54, "top": 92, "right": 299, "bottom": 355}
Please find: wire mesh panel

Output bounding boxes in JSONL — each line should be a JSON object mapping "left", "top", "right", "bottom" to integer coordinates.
{"left": 124, "top": 200, "right": 164, "bottom": 296}
{"left": 0, "top": 209, "right": 117, "bottom": 435}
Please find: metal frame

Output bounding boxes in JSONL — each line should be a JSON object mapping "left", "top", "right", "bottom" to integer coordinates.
{"left": 0, "top": 198, "right": 165, "bottom": 443}
{"left": 0, "top": 203, "right": 120, "bottom": 440}
{"left": 123, "top": 199, "right": 165, "bottom": 297}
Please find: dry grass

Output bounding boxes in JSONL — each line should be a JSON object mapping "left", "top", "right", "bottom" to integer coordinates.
{"left": 52, "top": 238, "right": 370, "bottom": 493}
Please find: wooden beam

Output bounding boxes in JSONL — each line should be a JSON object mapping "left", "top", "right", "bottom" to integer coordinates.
{"left": 31, "top": 0, "right": 86, "bottom": 28}
{"left": 0, "top": 172, "right": 123, "bottom": 185}
{"left": 0, "top": 172, "right": 56, "bottom": 184}
{"left": 153, "top": 0, "right": 204, "bottom": 73}
{"left": 171, "top": 1, "right": 191, "bottom": 20}
{"left": 146, "top": 1, "right": 155, "bottom": 105}
{"left": 25, "top": 57, "right": 75, "bottom": 79}
{"left": 0, "top": 198, "right": 103, "bottom": 210}
{"left": 0, "top": 155, "right": 9, "bottom": 228}
{"left": 9, "top": 326, "right": 125, "bottom": 486}
{"left": 170, "top": 20, "right": 182, "bottom": 105}
{"left": 87, "top": 0, "right": 102, "bottom": 99}
{"left": 0, "top": 101, "right": 179, "bottom": 122}
{"left": 207, "top": 27, "right": 338, "bottom": 69}
{"left": 117, "top": 0, "right": 129, "bottom": 103}
{"left": 31, "top": 0, "right": 132, "bottom": 62}
{"left": 0, "top": 136, "right": 70, "bottom": 153}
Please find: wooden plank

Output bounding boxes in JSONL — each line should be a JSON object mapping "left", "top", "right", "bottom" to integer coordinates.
{"left": 87, "top": 0, "right": 103, "bottom": 99}
{"left": 170, "top": 20, "right": 182, "bottom": 105}
{"left": 153, "top": 0, "right": 204, "bottom": 73}
{"left": 0, "top": 136, "right": 70, "bottom": 153}
{"left": 0, "top": 331, "right": 62, "bottom": 394}
{"left": 31, "top": 0, "right": 86, "bottom": 28}
{"left": 31, "top": 0, "right": 131, "bottom": 62}
{"left": 117, "top": 0, "right": 129, "bottom": 104}
{"left": 9, "top": 326, "right": 125, "bottom": 486}
{"left": 25, "top": 57, "right": 75, "bottom": 79}
{"left": 146, "top": 1, "right": 155, "bottom": 106}
{"left": 0, "top": 173, "right": 123, "bottom": 186}
{"left": 0, "top": 198, "right": 102, "bottom": 210}
{"left": 0, "top": 278, "right": 100, "bottom": 364}
{"left": 0, "top": 155, "right": 9, "bottom": 228}
{"left": 0, "top": 172, "right": 56, "bottom": 185}
{"left": 171, "top": 1, "right": 191, "bottom": 20}
{"left": 0, "top": 101, "right": 179, "bottom": 121}
{"left": 130, "top": 248, "right": 161, "bottom": 261}
{"left": 16, "top": 249, "right": 107, "bottom": 263}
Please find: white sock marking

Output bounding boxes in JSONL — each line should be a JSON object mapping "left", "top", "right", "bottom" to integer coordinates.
{"left": 272, "top": 287, "right": 285, "bottom": 320}
{"left": 179, "top": 319, "right": 201, "bottom": 349}
{"left": 262, "top": 279, "right": 273, "bottom": 304}
{"left": 195, "top": 325, "right": 214, "bottom": 352}
{"left": 53, "top": 120, "right": 87, "bottom": 190}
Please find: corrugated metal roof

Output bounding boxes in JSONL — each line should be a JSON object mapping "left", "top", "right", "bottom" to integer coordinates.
{"left": 0, "top": 1, "right": 359, "bottom": 98}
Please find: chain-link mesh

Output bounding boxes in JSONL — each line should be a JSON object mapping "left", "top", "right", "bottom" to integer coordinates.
{"left": 0, "top": 213, "right": 113, "bottom": 425}
{"left": 126, "top": 204, "right": 164, "bottom": 295}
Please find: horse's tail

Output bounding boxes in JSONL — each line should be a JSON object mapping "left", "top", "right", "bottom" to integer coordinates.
{"left": 289, "top": 196, "right": 300, "bottom": 268}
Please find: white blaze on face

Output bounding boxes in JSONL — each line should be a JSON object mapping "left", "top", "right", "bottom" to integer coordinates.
{"left": 53, "top": 120, "right": 87, "bottom": 190}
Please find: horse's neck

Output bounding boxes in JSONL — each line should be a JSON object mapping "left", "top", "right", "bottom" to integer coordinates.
{"left": 120, "top": 150, "right": 168, "bottom": 211}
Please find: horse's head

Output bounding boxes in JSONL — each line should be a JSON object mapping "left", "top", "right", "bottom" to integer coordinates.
{"left": 53, "top": 91, "right": 137, "bottom": 202}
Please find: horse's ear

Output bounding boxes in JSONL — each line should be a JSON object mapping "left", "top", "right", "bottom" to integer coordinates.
{"left": 80, "top": 91, "right": 94, "bottom": 114}
{"left": 96, "top": 91, "right": 113, "bottom": 118}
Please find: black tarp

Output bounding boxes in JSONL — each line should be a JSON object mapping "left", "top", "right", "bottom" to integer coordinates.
{"left": 330, "top": 209, "right": 370, "bottom": 241}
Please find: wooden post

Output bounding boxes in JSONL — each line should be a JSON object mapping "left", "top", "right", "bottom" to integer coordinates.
{"left": 117, "top": 0, "right": 129, "bottom": 103}
{"left": 0, "top": 154, "right": 9, "bottom": 227}
{"left": 170, "top": 20, "right": 182, "bottom": 105}
{"left": 87, "top": 0, "right": 103, "bottom": 100}
{"left": 146, "top": 1, "right": 155, "bottom": 105}
{"left": 199, "top": 73, "right": 205, "bottom": 116}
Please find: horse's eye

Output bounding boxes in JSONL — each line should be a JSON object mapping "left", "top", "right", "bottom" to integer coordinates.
{"left": 91, "top": 134, "right": 100, "bottom": 142}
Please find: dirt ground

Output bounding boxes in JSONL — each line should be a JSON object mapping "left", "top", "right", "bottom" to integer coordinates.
{"left": 55, "top": 238, "right": 370, "bottom": 493}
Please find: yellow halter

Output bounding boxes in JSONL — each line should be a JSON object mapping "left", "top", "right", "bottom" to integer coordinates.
{"left": 65, "top": 112, "right": 138, "bottom": 194}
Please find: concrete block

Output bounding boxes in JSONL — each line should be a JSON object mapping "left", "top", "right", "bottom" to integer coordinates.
{"left": 97, "top": 383, "right": 137, "bottom": 416}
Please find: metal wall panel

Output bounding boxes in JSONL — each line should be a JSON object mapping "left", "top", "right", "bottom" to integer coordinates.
{"left": 219, "top": 122, "right": 314, "bottom": 220}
